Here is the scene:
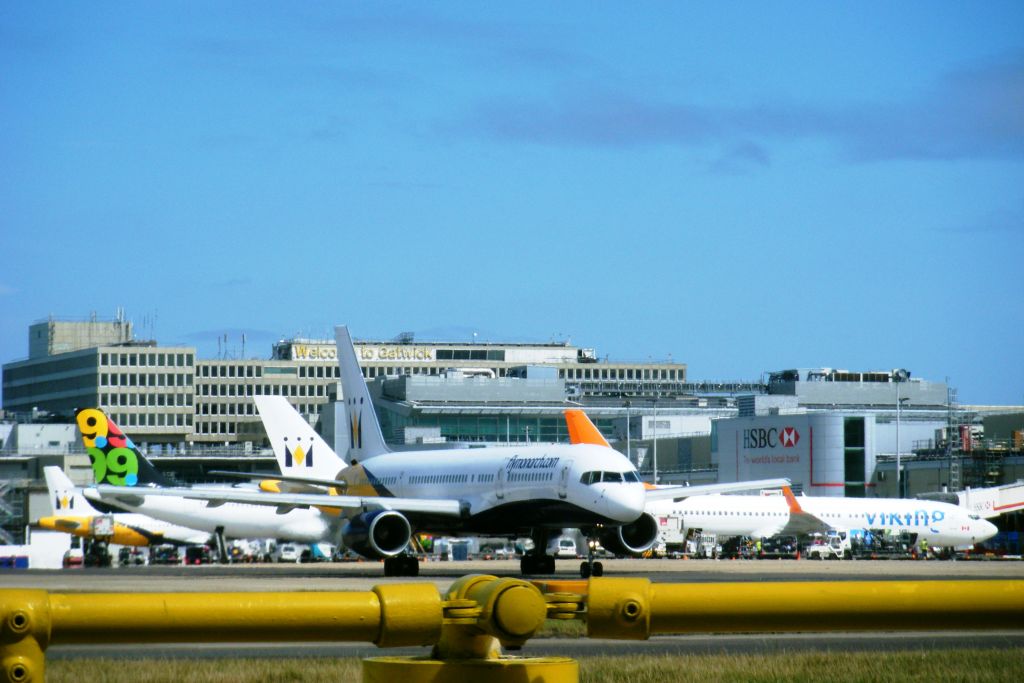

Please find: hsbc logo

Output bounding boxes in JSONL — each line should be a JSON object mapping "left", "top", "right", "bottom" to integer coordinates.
{"left": 743, "top": 427, "right": 800, "bottom": 449}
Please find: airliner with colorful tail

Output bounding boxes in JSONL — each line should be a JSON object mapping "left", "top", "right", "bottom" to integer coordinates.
{"left": 77, "top": 408, "right": 342, "bottom": 544}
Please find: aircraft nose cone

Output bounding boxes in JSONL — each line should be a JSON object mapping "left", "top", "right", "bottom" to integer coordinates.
{"left": 606, "top": 484, "right": 646, "bottom": 523}
{"left": 979, "top": 520, "right": 999, "bottom": 542}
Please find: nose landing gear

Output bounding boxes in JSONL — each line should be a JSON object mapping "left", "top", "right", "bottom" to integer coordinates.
{"left": 579, "top": 537, "right": 604, "bottom": 578}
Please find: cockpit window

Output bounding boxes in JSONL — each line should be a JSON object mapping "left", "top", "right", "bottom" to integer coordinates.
{"left": 969, "top": 514, "right": 981, "bottom": 520}
{"left": 580, "top": 470, "right": 636, "bottom": 485}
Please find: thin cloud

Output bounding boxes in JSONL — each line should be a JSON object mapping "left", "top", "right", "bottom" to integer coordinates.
{"left": 461, "top": 54, "right": 1024, "bottom": 163}
{"left": 467, "top": 92, "right": 722, "bottom": 147}
{"left": 941, "top": 207, "right": 1024, "bottom": 235}
{"left": 707, "top": 141, "right": 772, "bottom": 175}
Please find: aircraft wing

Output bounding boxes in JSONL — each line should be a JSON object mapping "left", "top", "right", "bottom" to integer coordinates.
{"left": 207, "top": 471, "right": 349, "bottom": 490}
{"left": 645, "top": 478, "right": 791, "bottom": 502}
{"left": 89, "top": 485, "right": 465, "bottom": 517}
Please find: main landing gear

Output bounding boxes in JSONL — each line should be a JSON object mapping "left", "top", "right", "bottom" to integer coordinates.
{"left": 520, "top": 552, "right": 556, "bottom": 575}
{"left": 520, "top": 529, "right": 556, "bottom": 575}
{"left": 214, "top": 526, "right": 229, "bottom": 564}
{"left": 383, "top": 554, "right": 419, "bottom": 577}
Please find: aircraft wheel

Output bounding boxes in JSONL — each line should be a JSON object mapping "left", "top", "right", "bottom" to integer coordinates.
{"left": 592, "top": 561, "right": 604, "bottom": 577}
{"left": 520, "top": 556, "right": 534, "bottom": 575}
{"left": 579, "top": 561, "right": 591, "bottom": 579}
{"left": 404, "top": 556, "right": 419, "bottom": 577}
{"left": 543, "top": 555, "right": 556, "bottom": 574}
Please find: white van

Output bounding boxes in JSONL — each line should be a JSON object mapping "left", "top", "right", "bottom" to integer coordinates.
{"left": 549, "top": 536, "right": 578, "bottom": 559}
{"left": 272, "top": 543, "right": 306, "bottom": 563}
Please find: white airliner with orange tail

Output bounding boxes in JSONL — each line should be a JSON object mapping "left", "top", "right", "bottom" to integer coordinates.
{"left": 135, "top": 326, "right": 788, "bottom": 578}
{"left": 645, "top": 485, "right": 998, "bottom": 550}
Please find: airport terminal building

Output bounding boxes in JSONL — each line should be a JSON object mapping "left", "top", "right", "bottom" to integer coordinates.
{"left": 2, "top": 318, "right": 687, "bottom": 448}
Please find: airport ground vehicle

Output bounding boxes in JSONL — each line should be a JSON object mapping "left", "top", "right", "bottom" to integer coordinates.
{"left": 185, "top": 545, "right": 214, "bottom": 565}
{"left": 83, "top": 540, "right": 112, "bottom": 567}
{"left": 272, "top": 543, "right": 306, "bottom": 563}
{"left": 62, "top": 545, "right": 84, "bottom": 569}
{"left": 118, "top": 547, "right": 147, "bottom": 566}
{"left": 149, "top": 544, "right": 180, "bottom": 565}
{"left": 849, "top": 529, "right": 917, "bottom": 559}
{"left": 720, "top": 536, "right": 757, "bottom": 559}
{"left": 759, "top": 535, "right": 799, "bottom": 559}
{"left": 548, "top": 536, "right": 579, "bottom": 559}
{"left": 806, "top": 531, "right": 852, "bottom": 560}
{"left": 309, "top": 542, "right": 336, "bottom": 562}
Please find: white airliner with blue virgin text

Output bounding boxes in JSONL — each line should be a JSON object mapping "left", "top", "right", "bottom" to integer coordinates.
{"left": 116, "top": 325, "right": 789, "bottom": 577}
{"left": 646, "top": 485, "right": 997, "bottom": 549}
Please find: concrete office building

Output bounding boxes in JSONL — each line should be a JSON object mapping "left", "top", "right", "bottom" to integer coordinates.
{"left": 3, "top": 319, "right": 687, "bottom": 448}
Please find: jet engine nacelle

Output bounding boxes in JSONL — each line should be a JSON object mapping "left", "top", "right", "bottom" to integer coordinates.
{"left": 341, "top": 509, "right": 411, "bottom": 559}
{"left": 597, "top": 512, "right": 659, "bottom": 556}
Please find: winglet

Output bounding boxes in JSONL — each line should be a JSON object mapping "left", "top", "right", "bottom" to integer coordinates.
{"left": 564, "top": 409, "right": 610, "bottom": 448}
{"left": 782, "top": 486, "right": 804, "bottom": 514}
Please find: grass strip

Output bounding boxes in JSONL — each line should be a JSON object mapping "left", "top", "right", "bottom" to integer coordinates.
{"left": 47, "top": 648, "right": 1023, "bottom": 682}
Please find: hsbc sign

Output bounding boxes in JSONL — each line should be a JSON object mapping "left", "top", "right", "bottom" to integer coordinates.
{"left": 743, "top": 426, "right": 800, "bottom": 449}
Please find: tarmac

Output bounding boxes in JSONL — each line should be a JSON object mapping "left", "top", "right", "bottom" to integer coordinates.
{"left": 4, "top": 555, "right": 1022, "bottom": 592}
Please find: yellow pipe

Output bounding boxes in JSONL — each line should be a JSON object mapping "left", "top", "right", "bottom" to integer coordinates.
{"left": 587, "top": 579, "right": 1024, "bottom": 639}
{"left": 46, "top": 591, "right": 383, "bottom": 644}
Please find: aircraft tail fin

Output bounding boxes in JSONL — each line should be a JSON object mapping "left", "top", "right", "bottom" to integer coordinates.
{"left": 75, "top": 408, "right": 170, "bottom": 487}
{"left": 335, "top": 326, "right": 391, "bottom": 462}
{"left": 564, "top": 409, "right": 611, "bottom": 448}
{"left": 254, "top": 395, "right": 345, "bottom": 479}
{"left": 43, "top": 466, "right": 99, "bottom": 515}
{"left": 781, "top": 486, "right": 804, "bottom": 514}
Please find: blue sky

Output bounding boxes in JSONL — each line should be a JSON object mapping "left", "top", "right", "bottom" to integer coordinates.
{"left": 2, "top": 3, "right": 1022, "bottom": 405}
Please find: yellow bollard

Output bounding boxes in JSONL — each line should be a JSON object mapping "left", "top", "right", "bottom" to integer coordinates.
{"left": 363, "top": 575, "right": 577, "bottom": 683}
